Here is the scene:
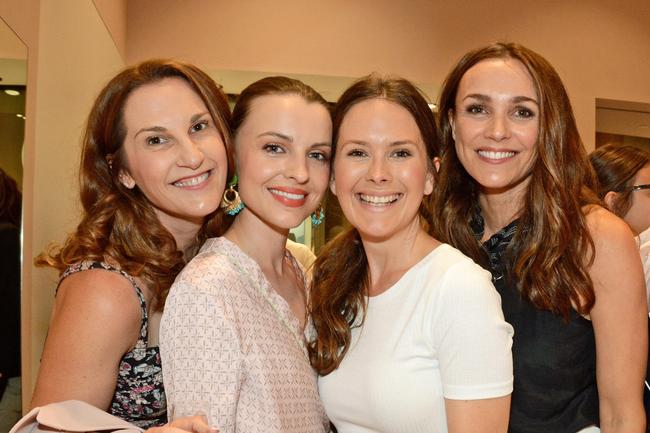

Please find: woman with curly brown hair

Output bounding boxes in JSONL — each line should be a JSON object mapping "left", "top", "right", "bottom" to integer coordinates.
{"left": 433, "top": 42, "right": 647, "bottom": 433}
{"left": 309, "top": 75, "right": 513, "bottom": 433}
{"left": 31, "top": 59, "right": 232, "bottom": 431}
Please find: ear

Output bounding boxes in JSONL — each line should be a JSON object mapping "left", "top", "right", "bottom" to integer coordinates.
{"left": 118, "top": 170, "right": 136, "bottom": 189}
{"left": 424, "top": 166, "right": 435, "bottom": 196}
{"left": 329, "top": 177, "right": 337, "bottom": 196}
{"left": 432, "top": 156, "right": 441, "bottom": 173}
{"left": 603, "top": 191, "right": 619, "bottom": 213}
{"left": 448, "top": 109, "right": 456, "bottom": 141}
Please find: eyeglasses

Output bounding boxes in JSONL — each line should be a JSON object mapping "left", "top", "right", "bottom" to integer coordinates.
{"left": 628, "top": 184, "right": 650, "bottom": 192}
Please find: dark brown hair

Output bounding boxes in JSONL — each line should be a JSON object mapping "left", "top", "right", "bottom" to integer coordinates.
{"left": 309, "top": 74, "right": 438, "bottom": 375}
{"left": 432, "top": 42, "right": 599, "bottom": 318}
{"left": 590, "top": 143, "right": 650, "bottom": 216}
{"left": 36, "top": 59, "right": 233, "bottom": 310}
{"left": 0, "top": 168, "right": 21, "bottom": 226}
{"left": 231, "top": 76, "right": 329, "bottom": 136}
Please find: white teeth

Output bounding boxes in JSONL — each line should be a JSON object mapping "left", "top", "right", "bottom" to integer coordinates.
{"left": 478, "top": 150, "right": 516, "bottom": 160}
{"left": 173, "top": 172, "right": 209, "bottom": 187}
{"left": 270, "top": 189, "right": 306, "bottom": 200}
{"left": 358, "top": 193, "right": 401, "bottom": 205}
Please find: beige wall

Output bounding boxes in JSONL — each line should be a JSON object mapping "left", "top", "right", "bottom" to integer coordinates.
{"left": 1, "top": 0, "right": 125, "bottom": 411}
{"left": 127, "top": 0, "right": 650, "bottom": 151}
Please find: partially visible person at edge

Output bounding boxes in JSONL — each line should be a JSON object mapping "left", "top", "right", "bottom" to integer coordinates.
{"left": 590, "top": 144, "right": 650, "bottom": 301}
{"left": 432, "top": 42, "right": 647, "bottom": 433}
{"left": 0, "top": 168, "right": 22, "bottom": 431}
{"left": 309, "top": 74, "right": 514, "bottom": 433}
{"left": 161, "top": 76, "right": 332, "bottom": 433}
{"left": 30, "top": 59, "right": 232, "bottom": 433}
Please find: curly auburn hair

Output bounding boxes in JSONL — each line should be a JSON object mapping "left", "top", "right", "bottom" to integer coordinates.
{"left": 36, "top": 59, "right": 233, "bottom": 310}
{"left": 590, "top": 143, "right": 650, "bottom": 218}
{"left": 432, "top": 42, "right": 600, "bottom": 319}
{"left": 308, "top": 74, "right": 439, "bottom": 375}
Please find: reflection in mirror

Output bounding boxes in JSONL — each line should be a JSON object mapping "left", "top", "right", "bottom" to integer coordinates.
{"left": 0, "top": 16, "right": 26, "bottom": 429}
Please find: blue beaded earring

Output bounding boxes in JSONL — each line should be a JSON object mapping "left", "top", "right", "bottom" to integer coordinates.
{"left": 311, "top": 205, "right": 325, "bottom": 226}
{"left": 220, "top": 174, "right": 244, "bottom": 216}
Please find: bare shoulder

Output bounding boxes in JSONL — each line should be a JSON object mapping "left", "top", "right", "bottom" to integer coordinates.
{"left": 54, "top": 268, "right": 142, "bottom": 346}
{"left": 583, "top": 205, "right": 644, "bottom": 296}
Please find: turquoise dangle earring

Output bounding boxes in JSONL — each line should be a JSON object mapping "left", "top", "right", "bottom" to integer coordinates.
{"left": 311, "top": 204, "right": 325, "bottom": 226}
{"left": 220, "top": 174, "right": 245, "bottom": 216}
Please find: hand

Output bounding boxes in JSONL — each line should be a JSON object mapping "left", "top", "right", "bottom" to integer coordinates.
{"left": 146, "top": 415, "right": 219, "bottom": 433}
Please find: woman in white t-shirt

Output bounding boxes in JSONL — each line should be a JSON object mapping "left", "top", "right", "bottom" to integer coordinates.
{"left": 308, "top": 75, "right": 514, "bottom": 433}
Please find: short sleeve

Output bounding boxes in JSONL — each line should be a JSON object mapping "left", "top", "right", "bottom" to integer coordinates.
{"left": 432, "top": 261, "right": 514, "bottom": 400}
{"left": 160, "top": 252, "right": 242, "bottom": 433}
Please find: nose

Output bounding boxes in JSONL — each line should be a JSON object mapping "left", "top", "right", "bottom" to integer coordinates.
{"left": 177, "top": 137, "right": 205, "bottom": 169}
{"left": 485, "top": 112, "right": 511, "bottom": 142}
{"left": 286, "top": 153, "right": 309, "bottom": 184}
{"left": 366, "top": 155, "right": 390, "bottom": 184}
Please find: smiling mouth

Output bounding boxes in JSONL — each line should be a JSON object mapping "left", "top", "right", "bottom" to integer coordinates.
{"left": 269, "top": 188, "right": 306, "bottom": 200}
{"left": 358, "top": 193, "right": 402, "bottom": 206}
{"left": 173, "top": 171, "right": 210, "bottom": 187}
{"left": 477, "top": 150, "right": 516, "bottom": 160}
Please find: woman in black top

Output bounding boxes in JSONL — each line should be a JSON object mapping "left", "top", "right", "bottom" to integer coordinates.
{"left": 433, "top": 42, "right": 647, "bottom": 433}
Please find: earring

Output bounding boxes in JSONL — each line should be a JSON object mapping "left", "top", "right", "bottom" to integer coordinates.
{"left": 118, "top": 171, "right": 135, "bottom": 189}
{"left": 221, "top": 174, "right": 244, "bottom": 216}
{"left": 311, "top": 204, "right": 325, "bottom": 226}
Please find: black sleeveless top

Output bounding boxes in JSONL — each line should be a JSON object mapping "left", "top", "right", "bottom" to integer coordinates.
{"left": 476, "top": 216, "right": 599, "bottom": 433}
{"left": 61, "top": 261, "right": 167, "bottom": 428}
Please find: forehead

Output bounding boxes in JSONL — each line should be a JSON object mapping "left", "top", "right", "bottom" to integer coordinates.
{"left": 339, "top": 98, "right": 421, "bottom": 139}
{"left": 122, "top": 77, "right": 205, "bottom": 125}
{"left": 457, "top": 58, "right": 537, "bottom": 99}
{"left": 240, "top": 93, "right": 331, "bottom": 132}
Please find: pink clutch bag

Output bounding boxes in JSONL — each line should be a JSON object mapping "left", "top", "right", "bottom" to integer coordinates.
{"left": 9, "top": 400, "right": 144, "bottom": 433}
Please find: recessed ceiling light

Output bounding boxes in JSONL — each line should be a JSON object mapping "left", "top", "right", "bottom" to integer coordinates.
{"left": 4, "top": 89, "right": 20, "bottom": 96}
{"left": 16, "top": 114, "right": 24, "bottom": 119}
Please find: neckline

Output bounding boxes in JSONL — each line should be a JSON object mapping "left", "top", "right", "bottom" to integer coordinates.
{"left": 213, "top": 236, "right": 307, "bottom": 341}
{"left": 368, "top": 243, "right": 450, "bottom": 304}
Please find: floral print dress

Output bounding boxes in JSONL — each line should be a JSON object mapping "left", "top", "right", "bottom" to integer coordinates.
{"left": 61, "top": 261, "right": 167, "bottom": 428}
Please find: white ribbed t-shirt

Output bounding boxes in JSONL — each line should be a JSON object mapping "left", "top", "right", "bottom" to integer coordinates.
{"left": 318, "top": 244, "right": 514, "bottom": 433}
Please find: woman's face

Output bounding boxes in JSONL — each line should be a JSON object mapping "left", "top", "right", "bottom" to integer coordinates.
{"left": 119, "top": 77, "right": 228, "bottom": 232}
{"left": 234, "top": 93, "right": 332, "bottom": 230}
{"left": 623, "top": 163, "right": 650, "bottom": 235}
{"left": 332, "top": 98, "right": 434, "bottom": 242}
{"left": 451, "top": 58, "right": 540, "bottom": 197}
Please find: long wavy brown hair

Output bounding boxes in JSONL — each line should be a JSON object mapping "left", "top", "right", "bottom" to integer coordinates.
{"left": 590, "top": 143, "right": 650, "bottom": 217}
{"left": 432, "top": 42, "right": 599, "bottom": 319}
{"left": 36, "top": 59, "right": 233, "bottom": 310}
{"left": 309, "top": 74, "right": 439, "bottom": 375}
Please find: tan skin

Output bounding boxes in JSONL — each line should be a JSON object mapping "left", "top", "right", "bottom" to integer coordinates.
{"left": 333, "top": 98, "right": 510, "bottom": 433}
{"left": 31, "top": 78, "right": 228, "bottom": 432}
{"left": 451, "top": 58, "right": 646, "bottom": 432}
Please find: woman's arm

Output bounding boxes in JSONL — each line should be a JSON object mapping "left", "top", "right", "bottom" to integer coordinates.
{"left": 437, "top": 260, "right": 514, "bottom": 433}
{"left": 446, "top": 397, "right": 510, "bottom": 433}
{"left": 588, "top": 208, "right": 647, "bottom": 433}
{"left": 31, "top": 269, "right": 141, "bottom": 409}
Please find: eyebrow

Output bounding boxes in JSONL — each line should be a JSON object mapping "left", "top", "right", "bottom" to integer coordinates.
{"left": 133, "top": 112, "right": 210, "bottom": 139}
{"left": 257, "top": 131, "right": 293, "bottom": 142}
{"left": 340, "top": 139, "right": 418, "bottom": 147}
{"left": 463, "top": 93, "right": 539, "bottom": 105}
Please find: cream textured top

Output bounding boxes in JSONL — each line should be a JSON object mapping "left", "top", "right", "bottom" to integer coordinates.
{"left": 318, "top": 244, "right": 514, "bottom": 433}
{"left": 160, "top": 237, "right": 328, "bottom": 433}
